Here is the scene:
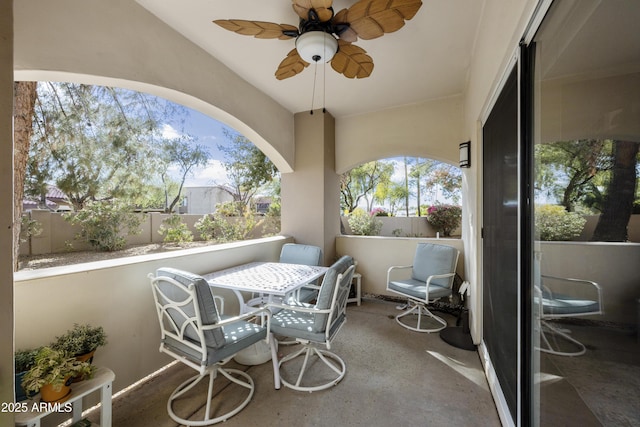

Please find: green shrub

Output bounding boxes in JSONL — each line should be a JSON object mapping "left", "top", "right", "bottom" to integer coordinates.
{"left": 65, "top": 201, "right": 142, "bottom": 251}
{"left": 195, "top": 214, "right": 217, "bottom": 241}
{"left": 194, "top": 208, "right": 257, "bottom": 243}
{"left": 370, "top": 207, "right": 390, "bottom": 217}
{"left": 158, "top": 214, "right": 193, "bottom": 244}
{"left": 215, "top": 201, "right": 244, "bottom": 217}
{"left": 20, "top": 215, "right": 42, "bottom": 242}
{"left": 348, "top": 208, "right": 383, "bottom": 236}
{"left": 535, "top": 205, "right": 586, "bottom": 241}
{"left": 425, "top": 204, "right": 462, "bottom": 237}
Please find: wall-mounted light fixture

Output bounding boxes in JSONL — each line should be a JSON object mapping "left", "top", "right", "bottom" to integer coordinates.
{"left": 459, "top": 141, "right": 471, "bottom": 168}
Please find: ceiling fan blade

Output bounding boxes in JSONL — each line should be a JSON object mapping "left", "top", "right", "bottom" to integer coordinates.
{"left": 275, "top": 49, "right": 310, "bottom": 80}
{"left": 331, "top": 41, "right": 374, "bottom": 79}
{"left": 292, "top": 0, "right": 334, "bottom": 22}
{"left": 214, "top": 19, "right": 298, "bottom": 40}
{"left": 345, "top": 0, "right": 423, "bottom": 40}
{"left": 333, "top": 9, "right": 358, "bottom": 42}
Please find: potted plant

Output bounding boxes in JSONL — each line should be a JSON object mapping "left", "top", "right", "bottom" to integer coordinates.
{"left": 15, "top": 348, "right": 40, "bottom": 401}
{"left": 51, "top": 323, "right": 108, "bottom": 362}
{"left": 21, "top": 346, "right": 93, "bottom": 403}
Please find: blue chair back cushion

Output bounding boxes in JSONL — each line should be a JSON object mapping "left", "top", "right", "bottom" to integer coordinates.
{"left": 155, "top": 267, "right": 226, "bottom": 349}
{"left": 271, "top": 256, "right": 354, "bottom": 338}
{"left": 411, "top": 243, "right": 458, "bottom": 288}
{"left": 279, "top": 243, "right": 323, "bottom": 266}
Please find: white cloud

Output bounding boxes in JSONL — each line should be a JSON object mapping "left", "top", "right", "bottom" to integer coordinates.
{"left": 161, "top": 123, "right": 182, "bottom": 140}
{"left": 177, "top": 159, "right": 230, "bottom": 187}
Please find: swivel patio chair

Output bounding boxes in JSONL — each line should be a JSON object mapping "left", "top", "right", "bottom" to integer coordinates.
{"left": 387, "top": 243, "right": 460, "bottom": 333}
{"left": 279, "top": 243, "right": 323, "bottom": 303}
{"left": 535, "top": 255, "right": 603, "bottom": 356}
{"left": 149, "top": 267, "right": 270, "bottom": 426}
{"left": 267, "top": 255, "right": 355, "bottom": 392}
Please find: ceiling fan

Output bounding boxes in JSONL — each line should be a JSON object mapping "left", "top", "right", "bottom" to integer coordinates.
{"left": 213, "top": 0, "right": 423, "bottom": 80}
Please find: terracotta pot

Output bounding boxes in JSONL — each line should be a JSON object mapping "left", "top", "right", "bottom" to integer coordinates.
{"left": 72, "top": 350, "right": 95, "bottom": 382}
{"left": 40, "top": 378, "right": 72, "bottom": 403}
{"left": 75, "top": 349, "right": 95, "bottom": 364}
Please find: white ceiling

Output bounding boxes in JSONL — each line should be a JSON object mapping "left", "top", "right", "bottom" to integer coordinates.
{"left": 136, "top": 0, "right": 484, "bottom": 118}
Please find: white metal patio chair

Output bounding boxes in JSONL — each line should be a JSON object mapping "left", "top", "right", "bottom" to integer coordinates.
{"left": 149, "top": 267, "right": 270, "bottom": 426}
{"left": 535, "top": 255, "right": 603, "bottom": 356}
{"left": 267, "top": 255, "right": 355, "bottom": 392}
{"left": 279, "top": 243, "right": 324, "bottom": 303}
{"left": 387, "top": 243, "right": 460, "bottom": 333}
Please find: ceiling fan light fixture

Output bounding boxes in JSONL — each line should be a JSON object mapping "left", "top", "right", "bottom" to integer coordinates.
{"left": 295, "top": 31, "right": 338, "bottom": 63}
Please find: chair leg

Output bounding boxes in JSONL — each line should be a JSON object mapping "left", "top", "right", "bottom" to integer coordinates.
{"left": 278, "top": 344, "right": 346, "bottom": 392}
{"left": 539, "top": 320, "right": 586, "bottom": 356}
{"left": 395, "top": 301, "right": 448, "bottom": 333}
{"left": 167, "top": 366, "right": 254, "bottom": 426}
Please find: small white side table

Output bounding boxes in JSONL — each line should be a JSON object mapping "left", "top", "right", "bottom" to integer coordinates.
{"left": 347, "top": 272, "right": 362, "bottom": 306}
{"left": 15, "top": 366, "right": 115, "bottom": 427}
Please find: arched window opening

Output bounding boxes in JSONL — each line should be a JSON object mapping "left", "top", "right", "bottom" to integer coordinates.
{"left": 17, "top": 82, "right": 281, "bottom": 270}
{"left": 340, "top": 157, "right": 462, "bottom": 238}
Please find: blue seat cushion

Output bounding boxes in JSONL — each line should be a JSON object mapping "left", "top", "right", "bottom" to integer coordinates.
{"left": 388, "top": 278, "right": 452, "bottom": 301}
{"left": 163, "top": 315, "right": 267, "bottom": 365}
{"left": 271, "top": 305, "right": 346, "bottom": 343}
{"left": 541, "top": 295, "right": 600, "bottom": 316}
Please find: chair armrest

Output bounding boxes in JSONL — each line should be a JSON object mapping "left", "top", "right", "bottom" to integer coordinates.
{"left": 425, "top": 272, "right": 456, "bottom": 286}
{"left": 213, "top": 295, "right": 225, "bottom": 315}
{"left": 386, "top": 265, "right": 413, "bottom": 285}
{"left": 541, "top": 275, "right": 601, "bottom": 297}
{"left": 540, "top": 275, "right": 603, "bottom": 314}
{"left": 201, "top": 306, "right": 272, "bottom": 343}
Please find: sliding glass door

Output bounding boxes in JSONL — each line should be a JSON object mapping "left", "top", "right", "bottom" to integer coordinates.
{"left": 531, "top": 1, "right": 640, "bottom": 425}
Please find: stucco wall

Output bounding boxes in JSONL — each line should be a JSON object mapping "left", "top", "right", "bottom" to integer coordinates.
{"left": 335, "top": 95, "right": 464, "bottom": 173}
{"left": 13, "top": 236, "right": 292, "bottom": 403}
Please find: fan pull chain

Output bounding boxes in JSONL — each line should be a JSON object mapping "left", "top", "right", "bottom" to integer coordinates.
{"left": 310, "top": 62, "right": 318, "bottom": 115}
{"left": 322, "top": 60, "right": 327, "bottom": 113}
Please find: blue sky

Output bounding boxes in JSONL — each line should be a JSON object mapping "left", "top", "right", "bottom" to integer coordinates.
{"left": 162, "top": 107, "right": 233, "bottom": 187}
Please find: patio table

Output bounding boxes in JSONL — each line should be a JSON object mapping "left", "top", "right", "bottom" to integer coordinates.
{"left": 203, "top": 261, "right": 328, "bottom": 389}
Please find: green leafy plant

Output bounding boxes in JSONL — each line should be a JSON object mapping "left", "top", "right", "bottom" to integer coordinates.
{"left": 15, "top": 348, "right": 40, "bottom": 373}
{"left": 21, "top": 347, "right": 93, "bottom": 394}
{"left": 158, "top": 214, "right": 194, "bottom": 244}
{"left": 65, "top": 200, "right": 143, "bottom": 251}
{"left": 196, "top": 208, "right": 258, "bottom": 243}
{"left": 348, "top": 208, "right": 383, "bottom": 236}
{"left": 51, "top": 324, "right": 108, "bottom": 357}
{"left": 20, "top": 215, "right": 43, "bottom": 243}
{"left": 535, "top": 204, "right": 586, "bottom": 241}
{"left": 425, "top": 204, "right": 462, "bottom": 237}
{"left": 195, "top": 214, "right": 217, "bottom": 241}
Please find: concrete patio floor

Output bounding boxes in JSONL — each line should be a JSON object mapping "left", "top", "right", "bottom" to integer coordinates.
{"left": 89, "top": 299, "right": 501, "bottom": 427}
{"left": 83, "top": 299, "right": 639, "bottom": 426}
